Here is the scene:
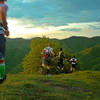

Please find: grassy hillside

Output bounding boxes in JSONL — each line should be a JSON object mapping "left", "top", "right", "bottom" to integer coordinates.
{"left": 6, "top": 38, "right": 31, "bottom": 73}
{"left": 0, "top": 71, "right": 100, "bottom": 100}
{"left": 60, "top": 36, "right": 100, "bottom": 53}
{"left": 78, "top": 45, "right": 100, "bottom": 70}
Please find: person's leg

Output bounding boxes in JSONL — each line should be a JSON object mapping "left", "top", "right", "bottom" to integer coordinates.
{"left": 46, "top": 58, "right": 51, "bottom": 77}
{"left": 41, "top": 57, "right": 45, "bottom": 67}
{"left": 61, "top": 60, "right": 64, "bottom": 75}
{"left": 47, "top": 65, "right": 50, "bottom": 75}
{"left": 73, "top": 64, "right": 76, "bottom": 72}
{"left": 70, "top": 65, "right": 73, "bottom": 72}
{"left": 40, "top": 57, "right": 46, "bottom": 73}
{"left": 56, "top": 59, "right": 60, "bottom": 74}
{"left": 0, "top": 62, "right": 5, "bottom": 79}
{"left": 0, "top": 35, "right": 6, "bottom": 80}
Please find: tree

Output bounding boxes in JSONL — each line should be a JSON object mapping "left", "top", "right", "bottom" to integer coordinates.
{"left": 23, "top": 36, "right": 73, "bottom": 74}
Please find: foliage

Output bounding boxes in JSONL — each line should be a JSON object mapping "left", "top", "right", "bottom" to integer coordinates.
{"left": 78, "top": 45, "right": 100, "bottom": 70}
{"left": 23, "top": 37, "right": 73, "bottom": 74}
{"left": 6, "top": 38, "right": 30, "bottom": 73}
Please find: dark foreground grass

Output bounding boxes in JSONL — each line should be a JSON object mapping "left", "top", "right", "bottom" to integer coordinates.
{"left": 0, "top": 71, "right": 100, "bottom": 100}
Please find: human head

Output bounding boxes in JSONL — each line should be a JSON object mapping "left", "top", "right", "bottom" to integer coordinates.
{"left": 73, "top": 56, "right": 76, "bottom": 58}
{"left": 60, "top": 48, "right": 63, "bottom": 51}
{"left": 48, "top": 43, "right": 52, "bottom": 47}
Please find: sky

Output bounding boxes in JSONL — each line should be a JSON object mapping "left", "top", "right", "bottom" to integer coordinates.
{"left": 6, "top": 0, "right": 100, "bottom": 39}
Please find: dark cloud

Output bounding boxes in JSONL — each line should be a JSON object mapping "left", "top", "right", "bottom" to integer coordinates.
{"left": 7, "top": 0, "right": 100, "bottom": 26}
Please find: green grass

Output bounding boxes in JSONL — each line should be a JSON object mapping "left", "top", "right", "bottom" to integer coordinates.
{"left": 0, "top": 71, "right": 100, "bottom": 100}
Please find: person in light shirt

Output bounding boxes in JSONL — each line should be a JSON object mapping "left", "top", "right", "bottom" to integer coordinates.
{"left": 70, "top": 56, "right": 77, "bottom": 72}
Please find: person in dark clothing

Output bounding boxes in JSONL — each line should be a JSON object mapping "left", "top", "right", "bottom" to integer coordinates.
{"left": 56, "top": 48, "right": 65, "bottom": 75}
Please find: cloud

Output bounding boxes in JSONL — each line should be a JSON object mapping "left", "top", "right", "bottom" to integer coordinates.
{"left": 7, "top": 18, "right": 100, "bottom": 39}
{"left": 5, "top": 0, "right": 100, "bottom": 39}
{"left": 7, "top": 0, "right": 100, "bottom": 26}
{"left": 89, "top": 22, "right": 100, "bottom": 30}
{"left": 90, "top": 26, "right": 100, "bottom": 30}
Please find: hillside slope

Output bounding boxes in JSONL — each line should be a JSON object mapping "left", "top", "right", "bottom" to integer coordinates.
{"left": 6, "top": 38, "right": 31, "bottom": 73}
{"left": 0, "top": 71, "right": 100, "bottom": 100}
{"left": 60, "top": 36, "right": 100, "bottom": 53}
{"left": 78, "top": 45, "right": 100, "bottom": 70}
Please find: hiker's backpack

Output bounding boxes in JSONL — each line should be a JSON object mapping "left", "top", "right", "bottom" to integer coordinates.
{"left": 43, "top": 47, "right": 51, "bottom": 58}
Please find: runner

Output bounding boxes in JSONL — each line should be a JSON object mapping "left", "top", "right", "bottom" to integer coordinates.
{"left": 70, "top": 56, "right": 77, "bottom": 72}
{"left": 56, "top": 48, "right": 65, "bottom": 75}
{"left": 41, "top": 43, "right": 54, "bottom": 77}
{"left": 0, "top": 0, "right": 9, "bottom": 83}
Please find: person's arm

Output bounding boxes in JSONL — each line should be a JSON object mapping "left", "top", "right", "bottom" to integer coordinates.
{"left": 0, "top": 5, "right": 9, "bottom": 36}
{"left": 41, "top": 49, "right": 43, "bottom": 55}
{"left": 55, "top": 52, "right": 59, "bottom": 58}
{"left": 62, "top": 52, "right": 65, "bottom": 59}
{"left": 50, "top": 48, "right": 56, "bottom": 57}
{"left": 69, "top": 58, "right": 72, "bottom": 62}
{"left": 76, "top": 59, "right": 78, "bottom": 64}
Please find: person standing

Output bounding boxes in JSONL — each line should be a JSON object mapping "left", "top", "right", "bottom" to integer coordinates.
{"left": 0, "top": 0, "right": 9, "bottom": 82}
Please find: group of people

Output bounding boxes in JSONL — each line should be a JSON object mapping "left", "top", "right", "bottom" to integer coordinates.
{"left": 40, "top": 44, "right": 78, "bottom": 77}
